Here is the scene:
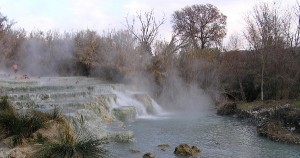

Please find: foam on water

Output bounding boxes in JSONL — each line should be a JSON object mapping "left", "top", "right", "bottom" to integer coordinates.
{"left": 111, "top": 90, "right": 148, "bottom": 116}
{"left": 151, "top": 99, "right": 166, "bottom": 114}
{"left": 136, "top": 114, "right": 172, "bottom": 120}
{"left": 111, "top": 90, "right": 167, "bottom": 119}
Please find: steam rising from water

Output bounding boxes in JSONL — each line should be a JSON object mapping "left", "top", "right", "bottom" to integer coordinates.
{"left": 18, "top": 38, "right": 75, "bottom": 76}
{"left": 111, "top": 90, "right": 167, "bottom": 118}
{"left": 130, "top": 69, "right": 216, "bottom": 114}
{"left": 0, "top": 30, "right": 218, "bottom": 114}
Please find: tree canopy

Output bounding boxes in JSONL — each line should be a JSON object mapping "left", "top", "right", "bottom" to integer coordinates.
{"left": 172, "top": 4, "right": 227, "bottom": 49}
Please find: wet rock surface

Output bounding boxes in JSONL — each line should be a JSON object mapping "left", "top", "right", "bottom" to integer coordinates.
{"left": 0, "top": 77, "right": 164, "bottom": 156}
{"left": 143, "top": 152, "right": 156, "bottom": 158}
{"left": 174, "top": 144, "right": 200, "bottom": 157}
{"left": 257, "top": 119, "right": 300, "bottom": 144}
{"left": 129, "top": 149, "right": 140, "bottom": 153}
{"left": 256, "top": 105, "right": 300, "bottom": 144}
{"left": 157, "top": 144, "right": 170, "bottom": 151}
{"left": 218, "top": 102, "right": 300, "bottom": 144}
{"left": 112, "top": 106, "right": 137, "bottom": 122}
{"left": 108, "top": 131, "right": 135, "bottom": 142}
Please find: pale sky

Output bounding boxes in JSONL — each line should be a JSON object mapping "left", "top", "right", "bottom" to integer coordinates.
{"left": 0, "top": 0, "right": 297, "bottom": 45}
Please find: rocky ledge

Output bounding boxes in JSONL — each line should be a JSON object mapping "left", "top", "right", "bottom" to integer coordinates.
{"left": 217, "top": 102, "right": 300, "bottom": 144}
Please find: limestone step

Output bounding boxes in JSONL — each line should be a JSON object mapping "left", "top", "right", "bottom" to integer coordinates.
{"left": 2, "top": 84, "right": 123, "bottom": 96}
{"left": 11, "top": 98, "right": 93, "bottom": 110}
{"left": 93, "top": 84, "right": 124, "bottom": 94}
{"left": 0, "top": 79, "right": 38, "bottom": 85}
{"left": 1, "top": 85, "right": 84, "bottom": 94}
{"left": 0, "top": 77, "right": 127, "bottom": 116}
{"left": 7, "top": 90, "right": 91, "bottom": 101}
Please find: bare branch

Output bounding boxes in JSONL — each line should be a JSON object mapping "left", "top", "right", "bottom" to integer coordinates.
{"left": 126, "top": 10, "right": 165, "bottom": 56}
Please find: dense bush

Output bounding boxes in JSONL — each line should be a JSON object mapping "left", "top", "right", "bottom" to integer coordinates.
{"left": 34, "top": 125, "right": 107, "bottom": 158}
{"left": 0, "top": 97, "right": 62, "bottom": 146}
{"left": 0, "top": 97, "right": 44, "bottom": 145}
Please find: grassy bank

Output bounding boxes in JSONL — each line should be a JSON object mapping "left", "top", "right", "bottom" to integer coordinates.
{"left": 236, "top": 100, "right": 300, "bottom": 111}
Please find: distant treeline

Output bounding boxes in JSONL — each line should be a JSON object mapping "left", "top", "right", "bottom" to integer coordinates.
{"left": 0, "top": 2, "right": 300, "bottom": 102}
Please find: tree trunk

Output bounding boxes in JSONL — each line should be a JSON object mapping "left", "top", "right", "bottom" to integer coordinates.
{"left": 261, "top": 55, "right": 264, "bottom": 101}
{"left": 239, "top": 78, "right": 246, "bottom": 101}
{"left": 201, "top": 42, "right": 205, "bottom": 49}
{"left": 192, "top": 37, "right": 200, "bottom": 50}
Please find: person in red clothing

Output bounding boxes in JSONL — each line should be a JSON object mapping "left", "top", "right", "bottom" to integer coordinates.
{"left": 12, "top": 64, "right": 18, "bottom": 79}
{"left": 12, "top": 64, "right": 18, "bottom": 74}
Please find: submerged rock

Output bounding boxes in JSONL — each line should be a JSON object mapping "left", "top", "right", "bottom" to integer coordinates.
{"left": 129, "top": 149, "right": 140, "bottom": 153}
{"left": 174, "top": 144, "right": 200, "bottom": 157}
{"left": 143, "top": 152, "right": 155, "bottom": 158}
{"left": 112, "top": 106, "right": 137, "bottom": 122}
{"left": 108, "top": 131, "right": 135, "bottom": 142}
{"left": 157, "top": 144, "right": 170, "bottom": 151}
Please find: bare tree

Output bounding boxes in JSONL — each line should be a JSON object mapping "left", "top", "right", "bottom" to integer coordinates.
{"left": 226, "top": 33, "right": 243, "bottom": 51}
{"left": 126, "top": 10, "right": 165, "bottom": 56}
{"left": 0, "top": 11, "right": 22, "bottom": 64}
{"left": 0, "top": 12, "right": 13, "bottom": 39}
{"left": 244, "top": 2, "right": 293, "bottom": 101}
{"left": 171, "top": 4, "right": 227, "bottom": 49}
{"left": 0, "top": 29, "right": 25, "bottom": 64}
{"left": 293, "top": 1, "right": 300, "bottom": 47}
{"left": 98, "top": 30, "right": 140, "bottom": 77}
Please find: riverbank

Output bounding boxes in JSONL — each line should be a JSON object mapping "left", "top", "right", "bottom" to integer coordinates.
{"left": 217, "top": 100, "right": 300, "bottom": 144}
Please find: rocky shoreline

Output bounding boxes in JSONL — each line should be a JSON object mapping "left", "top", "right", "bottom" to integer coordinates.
{"left": 217, "top": 101, "right": 300, "bottom": 144}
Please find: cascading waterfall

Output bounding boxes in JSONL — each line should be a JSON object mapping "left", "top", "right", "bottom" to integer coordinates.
{"left": 0, "top": 75, "right": 166, "bottom": 118}
{"left": 112, "top": 91, "right": 148, "bottom": 116}
{"left": 91, "top": 82, "right": 165, "bottom": 119}
{"left": 150, "top": 99, "right": 164, "bottom": 114}
{"left": 0, "top": 76, "right": 166, "bottom": 143}
{"left": 110, "top": 90, "right": 165, "bottom": 118}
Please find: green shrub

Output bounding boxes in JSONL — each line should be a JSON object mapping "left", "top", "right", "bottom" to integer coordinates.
{"left": 34, "top": 133, "right": 48, "bottom": 144}
{"left": 0, "top": 96, "right": 14, "bottom": 112}
{"left": 293, "top": 101, "right": 300, "bottom": 107}
{"left": 0, "top": 97, "right": 47, "bottom": 146}
{"left": 48, "top": 107, "right": 63, "bottom": 121}
{"left": 31, "top": 107, "right": 63, "bottom": 123}
{"left": 0, "top": 108, "right": 19, "bottom": 136}
{"left": 0, "top": 109, "right": 46, "bottom": 146}
{"left": 34, "top": 125, "right": 107, "bottom": 158}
